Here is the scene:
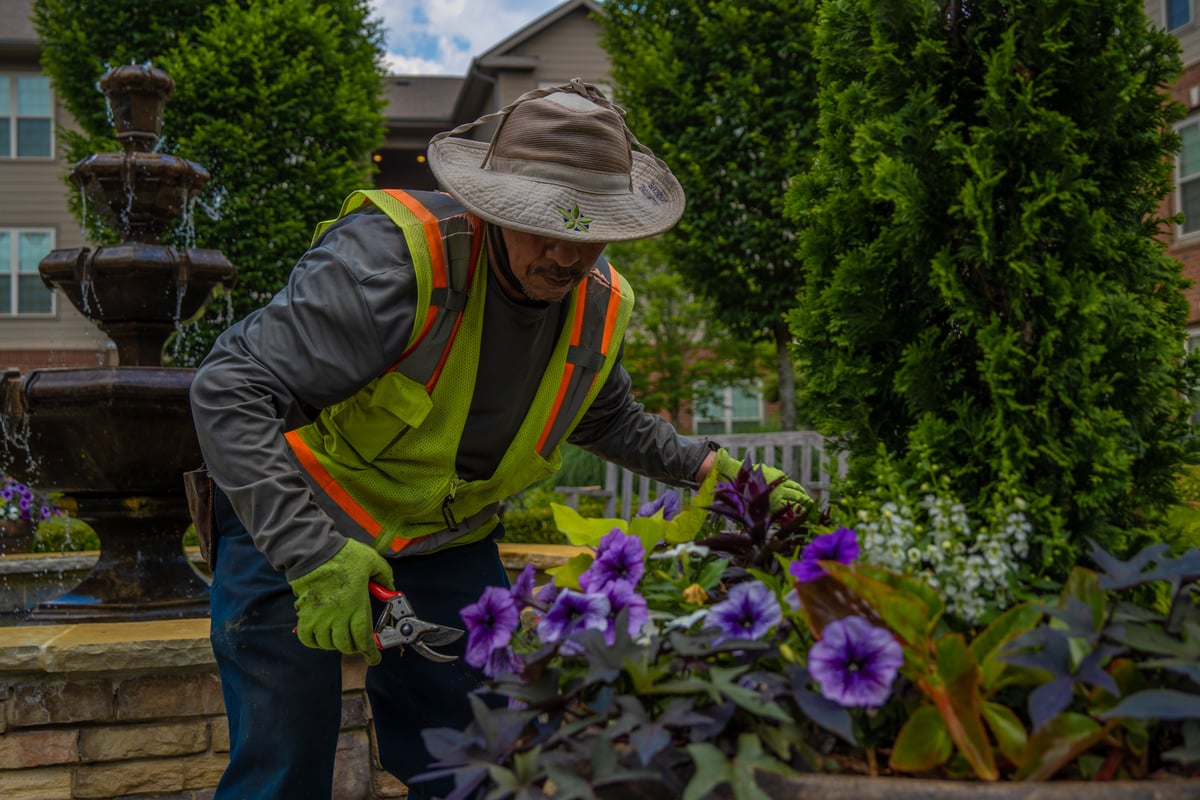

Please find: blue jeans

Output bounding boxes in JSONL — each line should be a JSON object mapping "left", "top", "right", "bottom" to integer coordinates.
{"left": 209, "top": 488, "right": 509, "bottom": 799}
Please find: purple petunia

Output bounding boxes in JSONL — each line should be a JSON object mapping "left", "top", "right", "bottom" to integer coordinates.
{"left": 706, "top": 581, "right": 782, "bottom": 644}
{"left": 638, "top": 491, "right": 682, "bottom": 521}
{"left": 510, "top": 563, "right": 537, "bottom": 608}
{"left": 481, "top": 645, "right": 524, "bottom": 680}
{"left": 537, "top": 589, "right": 610, "bottom": 654}
{"left": 579, "top": 528, "right": 645, "bottom": 593}
{"left": 790, "top": 526, "right": 860, "bottom": 583}
{"left": 460, "top": 586, "right": 520, "bottom": 670}
{"left": 598, "top": 579, "right": 649, "bottom": 644}
{"left": 808, "top": 616, "right": 903, "bottom": 708}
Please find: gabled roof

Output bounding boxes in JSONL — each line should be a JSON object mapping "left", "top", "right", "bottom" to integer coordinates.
{"left": 383, "top": 75, "right": 464, "bottom": 129}
{"left": 452, "top": 0, "right": 604, "bottom": 124}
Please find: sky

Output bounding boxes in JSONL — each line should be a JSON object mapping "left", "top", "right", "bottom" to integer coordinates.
{"left": 369, "top": 0, "right": 570, "bottom": 76}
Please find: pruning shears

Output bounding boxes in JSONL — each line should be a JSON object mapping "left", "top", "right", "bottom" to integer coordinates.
{"left": 369, "top": 581, "right": 465, "bottom": 663}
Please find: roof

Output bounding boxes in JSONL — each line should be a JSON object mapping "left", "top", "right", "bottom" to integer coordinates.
{"left": 0, "top": 0, "right": 37, "bottom": 50}
{"left": 382, "top": 75, "right": 464, "bottom": 128}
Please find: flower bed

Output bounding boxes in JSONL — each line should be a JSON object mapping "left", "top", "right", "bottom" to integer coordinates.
{"left": 415, "top": 460, "right": 1200, "bottom": 798}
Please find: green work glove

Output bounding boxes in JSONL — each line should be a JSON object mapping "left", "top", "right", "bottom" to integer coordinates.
{"left": 713, "top": 448, "right": 813, "bottom": 513}
{"left": 289, "top": 538, "right": 395, "bottom": 666}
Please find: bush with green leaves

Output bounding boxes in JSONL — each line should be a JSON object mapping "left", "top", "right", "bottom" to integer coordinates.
{"left": 786, "top": 0, "right": 1200, "bottom": 580}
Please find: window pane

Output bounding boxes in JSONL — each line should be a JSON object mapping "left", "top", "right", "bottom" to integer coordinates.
{"left": 15, "top": 77, "right": 51, "bottom": 116}
{"left": 0, "top": 231, "right": 9, "bottom": 271}
{"left": 1183, "top": 179, "right": 1200, "bottom": 234}
{"left": 0, "top": 77, "right": 8, "bottom": 115}
{"left": 16, "top": 119, "right": 50, "bottom": 157}
{"left": 730, "top": 386, "right": 761, "bottom": 420}
{"left": 0, "top": 275, "right": 10, "bottom": 314}
{"left": 695, "top": 420, "right": 725, "bottom": 436}
{"left": 1181, "top": 123, "right": 1200, "bottom": 178}
{"left": 1170, "top": 0, "right": 1192, "bottom": 29}
{"left": 0, "top": 118, "right": 9, "bottom": 156}
{"left": 18, "top": 231, "right": 50, "bottom": 270}
{"left": 17, "top": 275, "right": 51, "bottom": 314}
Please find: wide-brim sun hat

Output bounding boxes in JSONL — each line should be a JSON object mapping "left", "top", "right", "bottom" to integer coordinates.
{"left": 427, "top": 79, "right": 685, "bottom": 243}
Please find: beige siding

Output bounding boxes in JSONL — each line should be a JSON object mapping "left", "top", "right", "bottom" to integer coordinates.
{"left": 519, "top": 10, "right": 611, "bottom": 90}
{"left": 0, "top": 58, "right": 108, "bottom": 356}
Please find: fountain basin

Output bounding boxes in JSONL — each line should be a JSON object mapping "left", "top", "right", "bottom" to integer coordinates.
{"left": 72, "top": 151, "right": 210, "bottom": 243}
{"left": 2, "top": 367, "right": 200, "bottom": 493}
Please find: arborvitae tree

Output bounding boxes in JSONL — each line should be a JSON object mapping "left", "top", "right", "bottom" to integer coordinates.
{"left": 33, "top": 0, "right": 385, "bottom": 364}
{"left": 786, "top": 0, "right": 1198, "bottom": 576}
{"left": 600, "top": 0, "right": 819, "bottom": 429}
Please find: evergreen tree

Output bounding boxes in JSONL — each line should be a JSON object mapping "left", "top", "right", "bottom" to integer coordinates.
{"left": 33, "top": 0, "right": 386, "bottom": 364}
{"left": 787, "top": 0, "right": 1198, "bottom": 575}
{"left": 600, "top": 0, "right": 820, "bottom": 429}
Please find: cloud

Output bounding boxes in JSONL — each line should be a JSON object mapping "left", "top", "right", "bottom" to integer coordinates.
{"left": 370, "top": 0, "right": 565, "bottom": 76}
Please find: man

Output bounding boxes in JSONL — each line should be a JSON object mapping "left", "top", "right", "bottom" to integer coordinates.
{"left": 190, "top": 79, "right": 809, "bottom": 799}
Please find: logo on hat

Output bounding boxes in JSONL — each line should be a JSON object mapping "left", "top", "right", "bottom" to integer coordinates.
{"left": 557, "top": 203, "right": 593, "bottom": 233}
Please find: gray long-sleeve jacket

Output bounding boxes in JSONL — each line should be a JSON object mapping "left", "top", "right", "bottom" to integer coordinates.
{"left": 190, "top": 210, "right": 711, "bottom": 579}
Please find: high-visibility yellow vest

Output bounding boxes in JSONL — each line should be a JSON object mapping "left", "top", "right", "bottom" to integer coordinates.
{"left": 285, "top": 189, "right": 634, "bottom": 556}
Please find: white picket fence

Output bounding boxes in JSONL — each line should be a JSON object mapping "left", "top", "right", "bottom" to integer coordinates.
{"left": 557, "top": 431, "right": 849, "bottom": 519}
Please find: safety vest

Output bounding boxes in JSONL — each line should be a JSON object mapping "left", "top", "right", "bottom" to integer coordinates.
{"left": 285, "top": 189, "right": 634, "bottom": 556}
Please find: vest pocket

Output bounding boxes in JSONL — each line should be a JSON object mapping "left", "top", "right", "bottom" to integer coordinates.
{"left": 325, "top": 371, "right": 433, "bottom": 464}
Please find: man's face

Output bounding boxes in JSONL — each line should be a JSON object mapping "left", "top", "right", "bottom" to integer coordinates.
{"left": 500, "top": 228, "right": 607, "bottom": 303}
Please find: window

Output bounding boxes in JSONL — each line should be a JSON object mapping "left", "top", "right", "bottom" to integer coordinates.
{"left": 0, "top": 76, "right": 54, "bottom": 159}
{"left": 1169, "top": 0, "right": 1193, "bottom": 29}
{"left": 693, "top": 384, "right": 764, "bottom": 435}
{"left": 1179, "top": 119, "right": 1200, "bottom": 236}
{"left": 0, "top": 230, "right": 55, "bottom": 315}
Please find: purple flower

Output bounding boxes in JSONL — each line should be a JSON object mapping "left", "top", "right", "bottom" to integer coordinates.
{"left": 535, "top": 579, "right": 559, "bottom": 606}
{"left": 537, "top": 589, "right": 610, "bottom": 654}
{"left": 808, "top": 616, "right": 903, "bottom": 708}
{"left": 510, "top": 563, "right": 537, "bottom": 608}
{"left": 638, "top": 491, "right": 682, "bottom": 521}
{"left": 599, "top": 580, "right": 649, "bottom": 644}
{"left": 460, "top": 586, "right": 519, "bottom": 670}
{"left": 791, "top": 527, "right": 860, "bottom": 583}
{"left": 706, "top": 581, "right": 782, "bottom": 644}
{"left": 708, "top": 457, "right": 777, "bottom": 544}
{"left": 481, "top": 645, "right": 524, "bottom": 680}
{"left": 579, "top": 529, "right": 645, "bottom": 593}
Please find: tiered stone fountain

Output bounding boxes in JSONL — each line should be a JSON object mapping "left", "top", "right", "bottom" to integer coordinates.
{"left": 0, "top": 64, "right": 236, "bottom": 622}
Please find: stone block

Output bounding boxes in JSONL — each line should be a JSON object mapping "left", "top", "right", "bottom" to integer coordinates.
{"left": 10, "top": 679, "right": 114, "bottom": 726}
{"left": 210, "top": 714, "right": 229, "bottom": 753}
{"left": 73, "top": 753, "right": 226, "bottom": 798}
{"left": 115, "top": 672, "right": 223, "bottom": 720}
{"left": 78, "top": 720, "right": 208, "bottom": 761}
{"left": 374, "top": 768, "right": 411, "bottom": 798}
{"left": 341, "top": 655, "right": 367, "bottom": 691}
{"left": 0, "top": 728, "right": 79, "bottom": 769}
{"left": 0, "top": 765, "right": 74, "bottom": 799}
{"left": 333, "top": 728, "right": 372, "bottom": 800}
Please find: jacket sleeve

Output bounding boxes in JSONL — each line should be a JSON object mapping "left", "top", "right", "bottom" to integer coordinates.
{"left": 567, "top": 344, "right": 714, "bottom": 488}
{"left": 189, "top": 213, "right": 418, "bottom": 579}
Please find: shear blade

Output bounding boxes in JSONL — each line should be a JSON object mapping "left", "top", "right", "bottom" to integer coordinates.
{"left": 412, "top": 640, "right": 459, "bottom": 663}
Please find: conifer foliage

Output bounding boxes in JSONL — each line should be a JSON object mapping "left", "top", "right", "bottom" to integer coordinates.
{"left": 786, "top": 0, "right": 1198, "bottom": 575}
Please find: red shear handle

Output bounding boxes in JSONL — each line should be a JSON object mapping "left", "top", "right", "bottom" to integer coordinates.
{"left": 369, "top": 581, "right": 401, "bottom": 602}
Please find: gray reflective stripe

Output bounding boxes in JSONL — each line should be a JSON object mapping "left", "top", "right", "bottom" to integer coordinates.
{"left": 385, "top": 503, "right": 501, "bottom": 556}
{"left": 536, "top": 263, "right": 617, "bottom": 459}
{"left": 389, "top": 204, "right": 477, "bottom": 387}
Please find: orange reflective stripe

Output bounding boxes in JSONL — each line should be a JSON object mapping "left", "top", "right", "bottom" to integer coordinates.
{"left": 602, "top": 275, "right": 622, "bottom": 355}
{"left": 286, "top": 430, "right": 382, "bottom": 537}
{"left": 387, "top": 189, "right": 447, "bottom": 366}
{"left": 535, "top": 282, "right": 592, "bottom": 454}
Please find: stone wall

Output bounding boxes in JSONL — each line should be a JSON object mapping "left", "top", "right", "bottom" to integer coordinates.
{"left": 0, "top": 619, "right": 410, "bottom": 799}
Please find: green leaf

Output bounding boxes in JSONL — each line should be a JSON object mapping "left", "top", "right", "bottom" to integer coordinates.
{"left": 683, "top": 743, "right": 734, "bottom": 800}
{"left": 928, "top": 633, "right": 998, "bottom": 780}
{"left": 710, "top": 665, "right": 792, "bottom": 723}
{"left": 970, "top": 603, "right": 1042, "bottom": 691}
{"left": 1095, "top": 689, "right": 1200, "bottom": 721}
{"left": 544, "top": 552, "right": 593, "bottom": 591}
{"left": 982, "top": 701, "right": 1027, "bottom": 766}
{"left": 890, "top": 705, "right": 953, "bottom": 772}
{"left": 1014, "top": 712, "right": 1110, "bottom": 781}
{"left": 685, "top": 735, "right": 791, "bottom": 800}
{"left": 822, "top": 561, "right": 935, "bottom": 649}
{"left": 551, "top": 502, "right": 625, "bottom": 547}
{"left": 1061, "top": 567, "right": 1106, "bottom": 630}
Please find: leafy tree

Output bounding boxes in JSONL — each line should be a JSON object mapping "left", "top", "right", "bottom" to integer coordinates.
{"left": 608, "top": 238, "right": 770, "bottom": 428}
{"left": 786, "top": 0, "right": 1199, "bottom": 577}
{"left": 599, "top": 0, "right": 820, "bottom": 430}
{"left": 33, "top": 0, "right": 385, "bottom": 364}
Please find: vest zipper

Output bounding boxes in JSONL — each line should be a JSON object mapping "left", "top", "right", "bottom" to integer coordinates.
{"left": 441, "top": 494, "right": 459, "bottom": 531}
